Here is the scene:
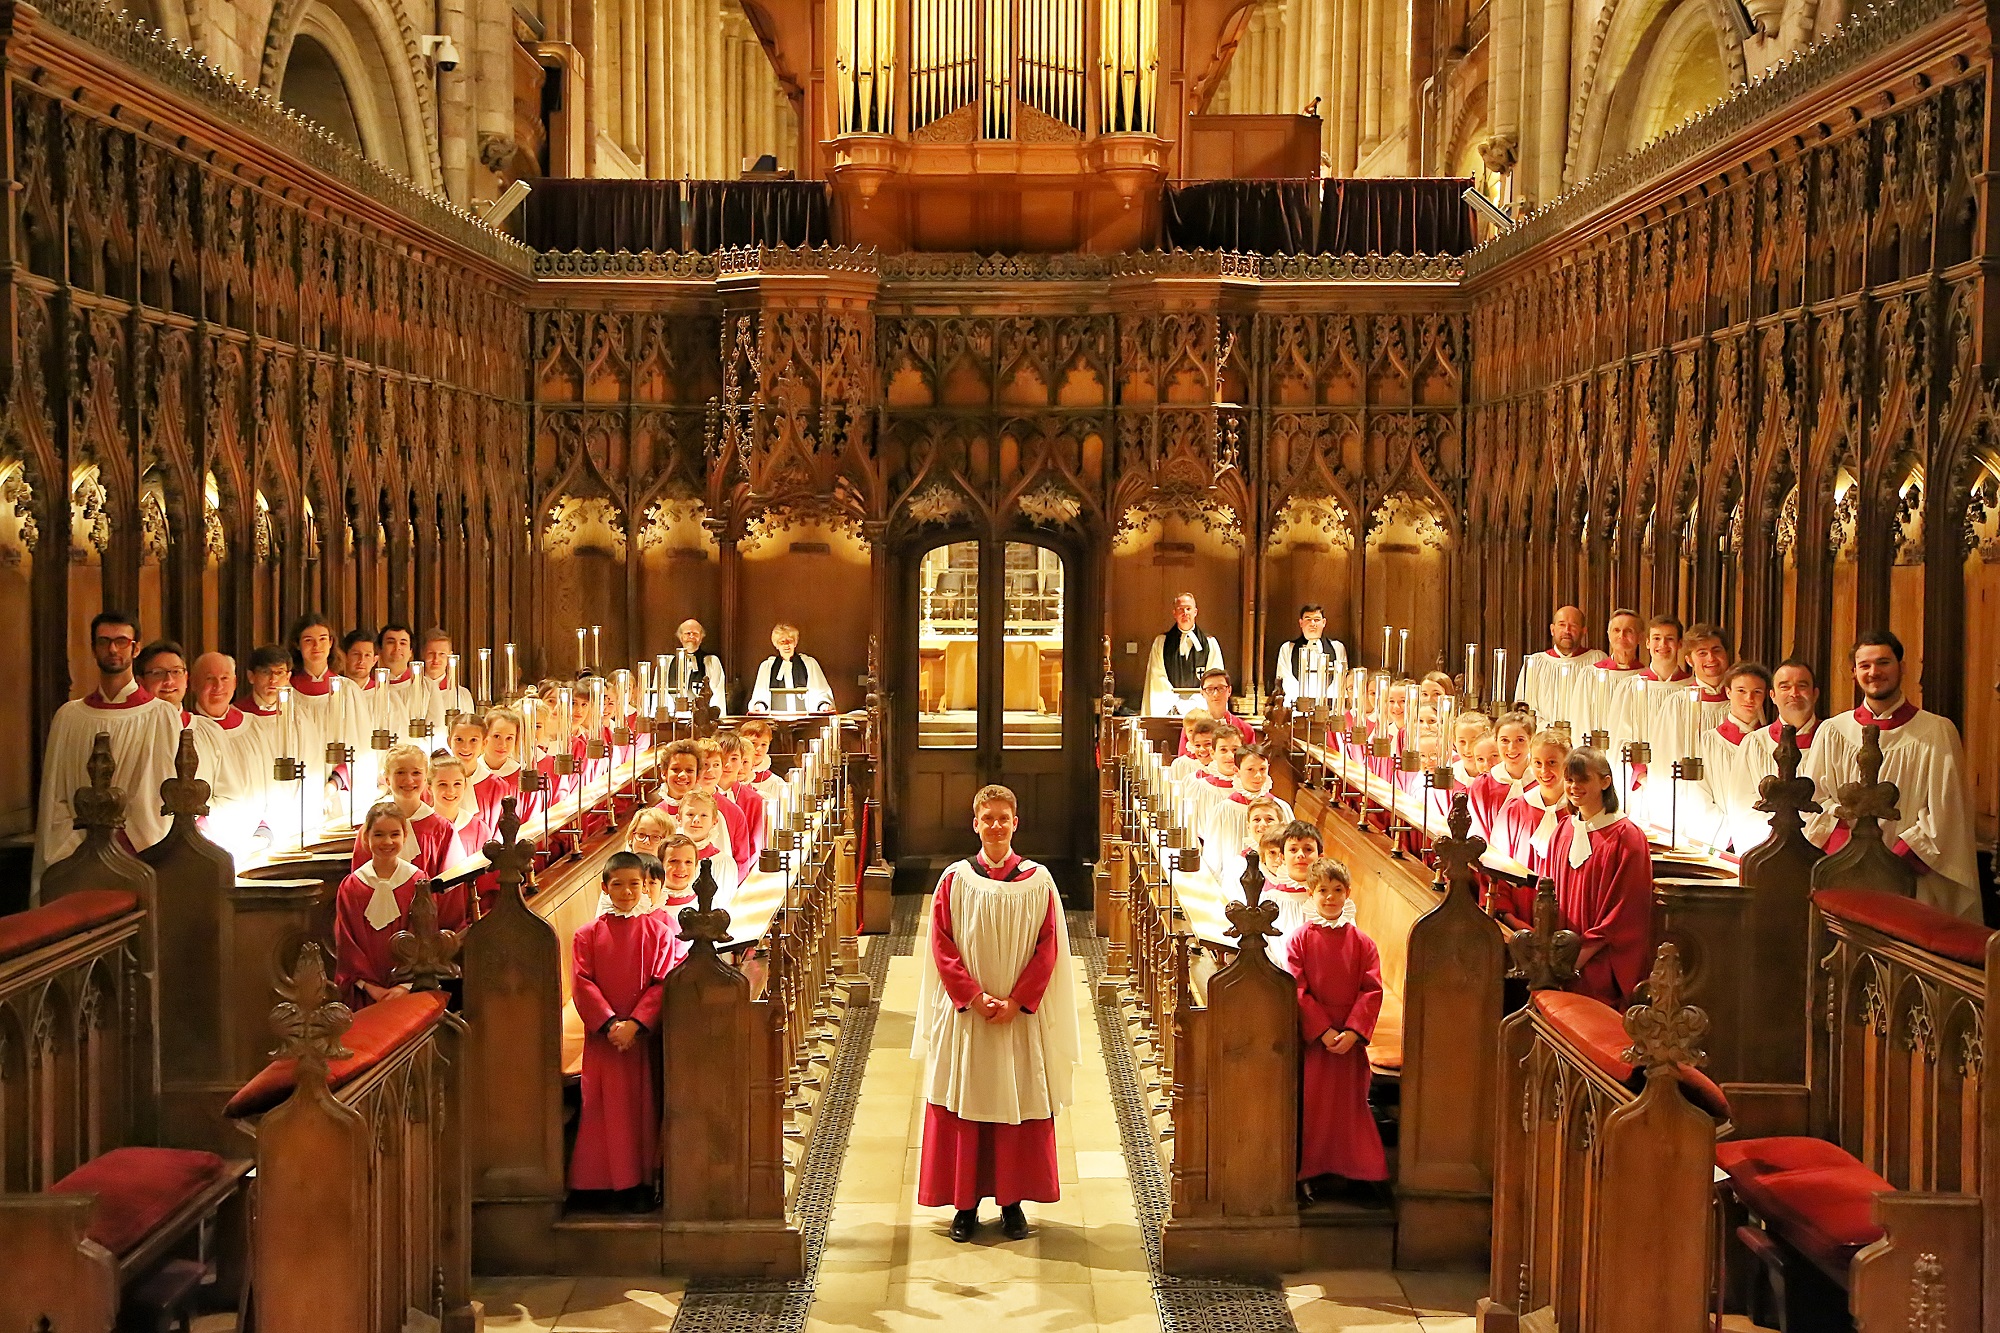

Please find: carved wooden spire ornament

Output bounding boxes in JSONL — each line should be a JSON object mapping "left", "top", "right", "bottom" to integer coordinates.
{"left": 42, "top": 731, "right": 158, "bottom": 904}
{"left": 391, "top": 877, "right": 463, "bottom": 992}
{"left": 1224, "top": 854, "right": 1282, "bottom": 957}
{"left": 1813, "top": 722, "right": 1918, "bottom": 897}
{"left": 1431, "top": 791, "right": 1485, "bottom": 900}
{"left": 484, "top": 795, "right": 536, "bottom": 907}
{"left": 678, "top": 856, "right": 732, "bottom": 958}
{"left": 1506, "top": 878, "right": 1581, "bottom": 991}
{"left": 1753, "top": 722, "right": 1820, "bottom": 832}
{"left": 1620, "top": 942, "right": 1708, "bottom": 1074}
{"left": 73, "top": 731, "right": 126, "bottom": 831}
{"left": 158, "top": 727, "right": 211, "bottom": 820}
{"left": 270, "top": 941, "right": 355, "bottom": 1085}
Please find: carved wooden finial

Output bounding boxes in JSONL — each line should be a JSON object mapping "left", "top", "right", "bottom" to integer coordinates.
{"left": 1753, "top": 723, "right": 1821, "bottom": 832}
{"left": 677, "top": 856, "right": 733, "bottom": 952}
{"left": 158, "top": 726, "right": 212, "bottom": 820}
{"left": 1223, "top": 854, "right": 1282, "bottom": 955}
{"left": 391, "top": 878, "right": 463, "bottom": 991}
{"left": 72, "top": 732, "right": 125, "bottom": 831}
{"left": 1432, "top": 792, "right": 1485, "bottom": 898}
{"left": 1100, "top": 635, "right": 1117, "bottom": 714}
{"left": 270, "top": 941, "right": 354, "bottom": 1084}
{"left": 483, "top": 795, "right": 536, "bottom": 907}
{"left": 1621, "top": 943, "right": 1709, "bottom": 1074}
{"left": 1506, "top": 878, "right": 1581, "bottom": 991}
{"left": 1834, "top": 723, "right": 1901, "bottom": 829}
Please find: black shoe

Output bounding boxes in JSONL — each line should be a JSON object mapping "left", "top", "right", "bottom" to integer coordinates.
{"left": 1000, "top": 1203, "right": 1030, "bottom": 1240}
{"left": 949, "top": 1209, "right": 979, "bottom": 1242}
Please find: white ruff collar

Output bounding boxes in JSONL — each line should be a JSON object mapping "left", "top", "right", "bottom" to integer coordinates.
{"left": 1568, "top": 810, "right": 1626, "bottom": 869}
{"left": 356, "top": 859, "right": 418, "bottom": 930}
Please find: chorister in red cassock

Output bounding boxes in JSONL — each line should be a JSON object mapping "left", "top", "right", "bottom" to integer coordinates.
{"left": 1287, "top": 911, "right": 1388, "bottom": 1184}
{"left": 1548, "top": 809, "right": 1655, "bottom": 1007}
{"left": 913, "top": 832, "right": 1079, "bottom": 1223}
{"left": 569, "top": 902, "right": 677, "bottom": 1193}
{"left": 333, "top": 858, "right": 440, "bottom": 1007}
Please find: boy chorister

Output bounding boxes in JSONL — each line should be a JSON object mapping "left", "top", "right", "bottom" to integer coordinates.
{"left": 1287, "top": 857, "right": 1388, "bottom": 1199}
{"left": 570, "top": 851, "right": 677, "bottom": 1207}
{"left": 674, "top": 790, "right": 740, "bottom": 903}
{"left": 914, "top": 785, "right": 1079, "bottom": 1243}
{"left": 740, "top": 720, "right": 786, "bottom": 802}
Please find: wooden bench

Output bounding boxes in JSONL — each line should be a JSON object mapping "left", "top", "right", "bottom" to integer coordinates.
{"left": 1714, "top": 885, "right": 1994, "bottom": 1332}
{"left": 1478, "top": 942, "right": 1733, "bottom": 1333}
{"left": 226, "top": 893, "right": 474, "bottom": 1333}
{"left": 0, "top": 886, "right": 251, "bottom": 1333}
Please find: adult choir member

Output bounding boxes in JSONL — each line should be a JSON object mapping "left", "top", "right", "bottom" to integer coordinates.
{"left": 1275, "top": 604, "right": 1348, "bottom": 706}
{"left": 285, "top": 613, "right": 353, "bottom": 823}
{"left": 1543, "top": 747, "right": 1653, "bottom": 1007}
{"left": 1513, "top": 605, "right": 1605, "bottom": 724}
{"left": 1143, "top": 593, "right": 1226, "bottom": 717}
{"left": 419, "top": 629, "right": 477, "bottom": 733}
{"left": 914, "top": 784, "right": 1079, "bottom": 1242}
{"left": 1648, "top": 623, "right": 1732, "bottom": 767}
{"left": 1741, "top": 659, "right": 1821, "bottom": 791}
{"left": 664, "top": 618, "right": 727, "bottom": 712}
{"left": 1620, "top": 615, "right": 1692, "bottom": 823}
{"left": 1194, "top": 669, "right": 1255, "bottom": 748}
{"left": 377, "top": 623, "right": 427, "bottom": 737}
{"left": 137, "top": 640, "right": 190, "bottom": 706}
{"left": 184, "top": 652, "right": 269, "bottom": 859}
{"left": 34, "top": 610, "right": 182, "bottom": 887}
{"left": 1806, "top": 632, "right": 1981, "bottom": 920}
{"left": 238, "top": 645, "right": 303, "bottom": 845}
{"left": 748, "top": 623, "right": 835, "bottom": 714}
{"left": 1577, "top": 609, "right": 1647, "bottom": 737}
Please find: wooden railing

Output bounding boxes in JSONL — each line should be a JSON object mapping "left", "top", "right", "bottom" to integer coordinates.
{"left": 229, "top": 901, "right": 473, "bottom": 1333}
{"left": 463, "top": 714, "right": 863, "bottom": 1278}
{"left": 1479, "top": 944, "right": 1731, "bottom": 1332}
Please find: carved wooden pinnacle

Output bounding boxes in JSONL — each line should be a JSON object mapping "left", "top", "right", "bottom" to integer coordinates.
{"left": 391, "top": 878, "right": 463, "bottom": 992}
{"left": 1507, "top": 878, "right": 1581, "bottom": 991}
{"left": 1431, "top": 792, "right": 1486, "bottom": 894}
{"left": 483, "top": 795, "right": 535, "bottom": 901}
{"left": 73, "top": 732, "right": 125, "bottom": 831}
{"left": 1833, "top": 723, "right": 1901, "bottom": 830}
{"left": 1753, "top": 723, "right": 1821, "bottom": 828}
{"left": 679, "top": 855, "right": 733, "bottom": 949}
{"left": 1223, "top": 854, "right": 1282, "bottom": 954}
{"left": 159, "top": 726, "right": 212, "bottom": 820}
{"left": 1621, "top": 942, "right": 1709, "bottom": 1074}
{"left": 270, "top": 941, "right": 354, "bottom": 1078}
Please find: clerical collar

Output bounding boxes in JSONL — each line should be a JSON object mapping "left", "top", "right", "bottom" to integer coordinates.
{"left": 356, "top": 858, "right": 419, "bottom": 893}
{"left": 85, "top": 678, "right": 153, "bottom": 708}
{"left": 477, "top": 757, "right": 522, "bottom": 782}
{"left": 1567, "top": 809, "right": 1625, "bottom": 867}
{"left": 1524, "top": 784, "right": 1559, "bottom": 810}
{"left": 1854, "top": 699, "right": 1919, "bottom": 731}
{"left": 444, "top": 805, "right": 479, "bottom": 832}
{"left": 291, "top": 669, "right": 336, "bottom": 695}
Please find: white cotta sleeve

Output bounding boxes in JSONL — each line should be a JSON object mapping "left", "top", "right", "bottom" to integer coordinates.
{"left": 1143, "top": 637, "right": 1172, "bottom": 716}
{"left": 747, "top": 658, "right": 774, "bottom": 712}
{"left": 805, "top": 656, "right": 836, "bottom": 711}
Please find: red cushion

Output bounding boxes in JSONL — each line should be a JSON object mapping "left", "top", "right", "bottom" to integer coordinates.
{"left": 1716, "top": 1137, "right": 1891, "bottom": 1281}
{"left": 50, "top": 1147, "right": 229, "bottom": 1258}
{"left": 1534, "top": 991, "right": 1732, "bottom": 1119}
{"left": 0, "top": 890, "right": 142, "bottom": 962}
{"left": 224, "top": 990, "right": 450, "bottom": 1119}
{"left": 1813, "top": 889, "right": 1994, "bottom": 968}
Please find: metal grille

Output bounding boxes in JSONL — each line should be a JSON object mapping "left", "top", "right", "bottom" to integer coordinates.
{"left": 1073, "top": 918, "right": 1301, "bottom": 1332}
{"left": 670, "top": 925, "right": 893, "bottom": 1331}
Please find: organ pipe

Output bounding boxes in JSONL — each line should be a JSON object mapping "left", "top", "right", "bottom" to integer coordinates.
{"left": 837, "top": 0, "right": 897, "bottom": 132}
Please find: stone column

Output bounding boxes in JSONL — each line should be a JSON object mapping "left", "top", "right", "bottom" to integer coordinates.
{"left": 621, "top": 0, "right": 643, "bottom": 162}
{"left": 439, "top": 0, "right": 473, "bottom": 203}
{"left": 1336, "top": 0, "right": 1361, "bottom": 171}
{"left": 646, "top": 0, "right": 668, "bottom": 174}
{"left": 1361, "top": 0, "right": 1381, "bottom": 152}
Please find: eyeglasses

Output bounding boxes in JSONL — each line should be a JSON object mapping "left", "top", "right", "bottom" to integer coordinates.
{"left": 93, "top": 635, "right": 136, "bottom": 648}
{"left": 143, "top": 667, "right": 188, "bottom": 680}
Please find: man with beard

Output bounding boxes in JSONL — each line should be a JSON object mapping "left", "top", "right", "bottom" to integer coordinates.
{"left": 34, "top": 610, "right": 182, "bottom": 888}
{"left": 1513, "top": 605, "right": 1604, "bottom": 726}
{"left": 1807, "top": 632, "right": 1980, "bottom": 920}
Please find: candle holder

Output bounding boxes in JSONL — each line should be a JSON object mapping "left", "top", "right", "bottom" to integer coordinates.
{"left": 1669, "top": 755, "right": 1704, "bottom": 847}
{"left": 372, "top": 728, "right": 393, "bottom": 752}
{"left": 444, "top": 709, "right": 462, "bottom": 736}
{"left": 1585, "top": 728, "right": 1610, "bottom": 752}
{"left": 409, "top": 717, "right": 433, "bottom": 740}
{"left": 326, "top": 741, "right": 356, "bottom": 829}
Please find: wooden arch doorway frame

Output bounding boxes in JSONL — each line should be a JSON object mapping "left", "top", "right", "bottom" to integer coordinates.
{"left": 886, "top": 521, "right": 1105, "bottom": 874}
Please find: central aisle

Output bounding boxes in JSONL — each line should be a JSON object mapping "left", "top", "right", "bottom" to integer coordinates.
{"left": 804, "top": 939, "right": 1162, "bottom": 1332}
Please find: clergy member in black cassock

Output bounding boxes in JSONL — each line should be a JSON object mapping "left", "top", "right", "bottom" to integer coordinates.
{"left": 1143, "top": 592, "right": 1225, "bottom": 716}
{"left": 747, "top": 622, "right": 836, "bottom": 714}
{"left": 1274, "top": 603, "right": 1349, "bottom": 707}
{"left": 662, "top": 618, "right": 727, "bottom": 712}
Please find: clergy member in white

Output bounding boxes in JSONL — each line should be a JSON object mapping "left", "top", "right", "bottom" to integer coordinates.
{"left": 418, "top": 629, "right": 477, "bottom": 736}
{"left": 1144, "top": 592, "right": 1226, "bottom": 717}
{"left": 1274, "top": 603, "right": 1348, "bottom": 706}
{"left": 663, "top": 618, "right": 728, "bottom": 712}
{"left": 1806, "top": 631, "right": 1981, "bottom": 921}
{"left": 1513, "top": 605, "right": 1605, "bottom": 724}
{"left": 34, "top": 610, "right": 182, "bottom": 889}
{"left": 914, "top": 783, "right": 1079, "bottom": 1243}
{"left": 748, "top": 622, "right": 835, "bottom": 713}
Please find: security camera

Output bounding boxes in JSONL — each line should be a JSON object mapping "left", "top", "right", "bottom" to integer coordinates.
{"left": 420, "top": 35, "right": 461, "bottom": 71}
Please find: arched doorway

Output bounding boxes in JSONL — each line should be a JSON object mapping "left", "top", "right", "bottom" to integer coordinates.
{"left": 893, "top": 531, "right": 1092, "bottom": 866}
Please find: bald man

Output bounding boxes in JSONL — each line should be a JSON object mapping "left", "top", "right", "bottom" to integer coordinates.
{"left": 664, "top": 617, "right": 727, "bottom": 713}
{"left": 1514, "top": 605, "right": 1605, "bottom": 725}
{"left": 184, "top": 652, "right": 272, "bottom": 861}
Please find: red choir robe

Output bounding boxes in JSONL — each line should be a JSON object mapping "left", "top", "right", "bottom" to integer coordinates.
{"left": 709, "top": 790, "right": 755, "bottom": 880}
{"left": 333, "top": 859, "right": 462, "bottom": 1007}
{"left": 1288, "top": 915, "right": 1388, "bottom": 1182}
{"left": 569, "top": 909, "right": 676, "bottom": 1192}
{"left": 729, "top": 782, "right": 767, "bottom": 859}
{"left": 1548, "top": 811, "right": 1654, "bottom": 1007}
{"left": 654, "top": 890, "right": 701, "bottom": 959}
{"left": 915, "top": 853, "right": 1077, "bottom": 1210}
{"left": 1466, "top": 765, "right": 1529, "bottom": 843}
{"left": 1491, "top": 787, "right": 1569, "bottom": 923}
{"left": 472, "top": 757, "right": 542, "bottom": 827}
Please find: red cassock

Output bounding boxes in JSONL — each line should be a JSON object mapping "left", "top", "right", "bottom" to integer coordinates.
{"left": 917, "top": 863, "right": 1064, "bottom": 1211}
{"left": 1490, "top": 789, "right": 1568, "bottom": 922}
{"left": 1549, "top": 813, "right": 1654, "bottom": 1007}
{"left": 349, "top": 807, "right": 457, "bottom": 878}
{"left": 1466, "top": 768, "right": 1527, "bottom": 844}
{"left": 569, "top": 911, "right": 676, "bottom": 1192}
{"left": 1287, "top": 918, "right": 1389, "bottom": 1183}
{"left": 473, "top": 760, "right": 543, "bottom": 828}
{"left": 332, "top": 861, "right": 464, "bottom": 1007}
{"left": 729, "top": 782, "right": 767, "bottom": 859}
{"left": 713, "top": 792, "right": 755, "bottom": 880}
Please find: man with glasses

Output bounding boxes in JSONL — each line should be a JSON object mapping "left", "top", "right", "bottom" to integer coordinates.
{"left": 136, "top": 640, "right": 191, "bottom": 707}
{"left": 34, "top": 610, "right": 182, "bottom": 891}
